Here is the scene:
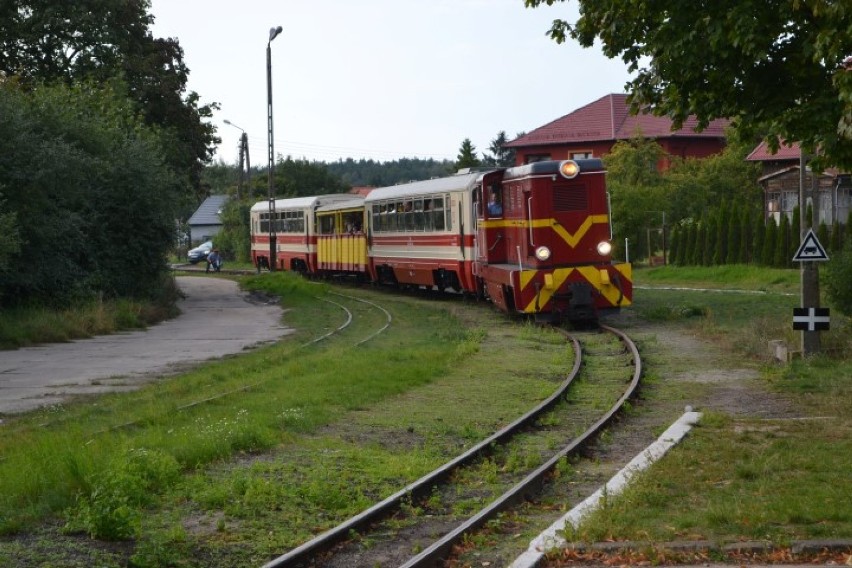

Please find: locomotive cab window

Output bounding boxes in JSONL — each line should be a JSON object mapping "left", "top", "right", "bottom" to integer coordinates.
{"left": 487, "top": 184, "right": 503, "bottom": 217}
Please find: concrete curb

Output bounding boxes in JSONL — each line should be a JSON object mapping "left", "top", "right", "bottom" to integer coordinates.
{"left": 564, "top": 538, "right": 852, "bottom": 555}
{"left": 510, "top": 409, "right": 704, "bottom": 568}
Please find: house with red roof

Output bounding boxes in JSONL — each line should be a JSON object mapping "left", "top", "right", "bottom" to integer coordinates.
{"left": 505, "top": 93, "right": 729, "bottom": 170}
{"left": 746, "top": 140, "right": 850, "bottom": 227}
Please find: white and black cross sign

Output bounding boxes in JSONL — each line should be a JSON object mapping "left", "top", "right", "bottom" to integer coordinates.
{"left": 793, "top": 307, "right": 830, "bottom": 331}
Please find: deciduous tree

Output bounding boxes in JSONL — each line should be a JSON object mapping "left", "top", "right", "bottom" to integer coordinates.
{"left": 0, "top": 81, "right": 178, "bottom": 306}
{"left": 0, "top": 0, "right": 218, "bottom": 199}
{"left": 525, "top": 0, "right": 852, "bottom": 170}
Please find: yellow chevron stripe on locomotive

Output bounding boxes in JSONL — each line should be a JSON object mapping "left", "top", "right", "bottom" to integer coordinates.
{"left": 518, "top": 262, "right": 632, "bottom": 313}
{"left": 478, "top": 214, "right": 610, "bottom": 248}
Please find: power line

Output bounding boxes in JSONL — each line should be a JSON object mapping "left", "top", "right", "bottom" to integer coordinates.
{"left": 221, "top": 133, "right": 454, "bottom": 163}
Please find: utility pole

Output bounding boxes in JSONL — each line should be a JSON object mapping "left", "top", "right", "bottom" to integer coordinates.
{"left": 224, "top": 120, "right": 251, "bottom": 201}
{"left": 799, "top": 148, "right": 821, "bottom": 355}
{"left": 242, "top": 133, "right": 251, "bottom": 193}
{"left": 236, "top": 136, "right": 245, "bottom": 200}
{"left": 267, "top": 25, "right": 283, "bottom": 272}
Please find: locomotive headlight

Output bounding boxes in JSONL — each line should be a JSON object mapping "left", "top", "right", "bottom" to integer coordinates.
{"left": 559, "top": 160, "right": 580, "bottom": 179}
{"left": 596, "top": 241, "right": 613, "bottom": 256}
{"left": 535, "top": 246, "right": 552, "bottom": 261}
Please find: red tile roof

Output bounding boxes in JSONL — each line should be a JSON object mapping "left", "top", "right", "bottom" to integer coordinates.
{"left": 746, "top": 139, "right": 802, "bottom": 162}
{"left": 505, "top": 93, "right": 729, "bottom": 147}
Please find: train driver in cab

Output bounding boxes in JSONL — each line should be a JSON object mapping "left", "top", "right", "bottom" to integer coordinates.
{"left": 487, "top": 187, "right": 503, "bottom": 217}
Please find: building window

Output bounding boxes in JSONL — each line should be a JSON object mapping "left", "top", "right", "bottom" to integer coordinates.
{"left": 570, "top": 151, "right": 593, "bottom": 159}
{"left": 525, "top": 153, "right": 550, "bottom": 164}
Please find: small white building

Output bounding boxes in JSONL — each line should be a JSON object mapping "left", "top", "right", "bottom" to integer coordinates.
{"left": 188, "top": 195, "right": 229, "bottom": 245}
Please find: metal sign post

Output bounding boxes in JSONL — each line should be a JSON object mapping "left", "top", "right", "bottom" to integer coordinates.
{"left": 797, "top": 150, "right": 827, "bottom": 356}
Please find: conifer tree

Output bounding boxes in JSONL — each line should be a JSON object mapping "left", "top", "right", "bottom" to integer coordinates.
{"left": 677, "top": 223, "right": 690, "bottom": 265}
{"left": 776, "top": 213, "right": 791, "bottom": 267}
{"left": 668, "top": 224, "right": 680, "bottom": 265}
{"left": 763, "top": 216, "right": 777, "bottom": 267}
{"left": 727, "top": 201, "right": 742, "bottom": 264}
{"left": 703, "top": 215, "right": 717, "bottom": 266}
{"left": 752, "top": 213, "right": 765, "bottom": 265}
{"left": 845, "top": 211, "right": 852, "bottom": 249}
{"left": 817, "top": 221, "right": 830, "bottom": 254}
{"left": 737, "top": 207, "right": 750, "bottom": 263}
{"left": 693, "top": 222, "right": 706, "bottom": 265}
{"left": 713, "top": 200, "right": 728, "bottom": 265}
{"left": 791, "top": 204, "right": 801, "bottom": 241}
{"left": 831, "top": 221, "right": 844, "bottom": 252}
{"left": 455, "top": 138, "right": 480, "bottom": 170}
{"left": 679, "top": 223, "right": 691, "bottom": 265}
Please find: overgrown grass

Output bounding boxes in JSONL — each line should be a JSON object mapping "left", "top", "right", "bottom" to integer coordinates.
{"left": 571, "top": 410, "right": 852, "bottom": 544}
{"left": 0, "top": 273, "right": 574, "bottom": 567}
{"left": 633, "top": 266, "right": 851, "bottom": 360}
{"left": 636, "top": 264, "right": 800, "bottom": 293}
{"left": 0, "top": 278, "right": 181, "bottom": 350}
{"left": 3, "top": 266, "right": 849, "bottom": 565}
{"left": 0, "top": 274, "right": 453, "bottom": 533}
{"left": 571, "top": 265, "right": 852, "bottom": 547}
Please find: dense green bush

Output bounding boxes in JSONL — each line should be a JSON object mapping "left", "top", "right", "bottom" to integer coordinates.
{"left": 825, "top": 240, "right": 852, "bottom": 316}
{"left": 0, "top": 81, "right": 180, "bottom": 307}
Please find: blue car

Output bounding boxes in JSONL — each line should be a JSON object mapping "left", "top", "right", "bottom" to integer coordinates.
{"left": 187, "top": 241, "right": 213, "bottom": 264}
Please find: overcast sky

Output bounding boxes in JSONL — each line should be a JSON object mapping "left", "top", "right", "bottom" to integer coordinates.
{"left": 149, "top": 0, "right": 633, "bottom": 165}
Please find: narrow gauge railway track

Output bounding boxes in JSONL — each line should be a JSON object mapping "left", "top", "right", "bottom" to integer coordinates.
{"left": 262, "top": 324, "right": 642, "bottom": 568}
{"left": 304, "top": 292, "right": 393, "bottom": 348}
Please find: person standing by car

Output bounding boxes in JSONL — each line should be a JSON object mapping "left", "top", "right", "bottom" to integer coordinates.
{"left": 206, "top": 249, "right": 222, "bottom": 273}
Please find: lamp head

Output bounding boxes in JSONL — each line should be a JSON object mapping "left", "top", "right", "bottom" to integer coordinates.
{"left": 269, "top": 26, "right": 283, "bottom": 42}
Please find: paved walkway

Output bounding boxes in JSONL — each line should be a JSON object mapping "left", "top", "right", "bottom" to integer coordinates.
{"left": 0, "top": 276, "right": 291, "bottom": 415}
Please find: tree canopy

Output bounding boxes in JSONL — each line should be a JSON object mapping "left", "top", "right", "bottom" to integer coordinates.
{"left": 0, "top": 81, "right": 180, "bottom": 306}
{"left": 603, "top": 134, "right": 761, "bottom": 260}
{"left": 525, "top": 0, "right": 852, "bottom": 169}
{"left": 0, "top": 1, "right": 218, "bottom": 306}
{"left": 1, "top": 0, "right": 218, "bottom": 199}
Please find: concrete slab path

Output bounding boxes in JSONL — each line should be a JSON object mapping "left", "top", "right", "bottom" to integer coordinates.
{"left": 0, "top": 276, "right": 291, "bottom": 415}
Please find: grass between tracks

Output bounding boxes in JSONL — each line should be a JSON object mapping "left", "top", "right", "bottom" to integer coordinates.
{"left": 561, "top": 265, "right": 852, "bottom": 549}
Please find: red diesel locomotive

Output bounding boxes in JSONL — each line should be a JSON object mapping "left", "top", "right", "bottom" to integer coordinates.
{"left": 249, "top": 159, "right": 632, "bottom": 323}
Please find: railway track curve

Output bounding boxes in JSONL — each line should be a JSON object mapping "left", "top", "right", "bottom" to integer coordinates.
{"left": 261, "top": 324, "right": 642, "bottom": 568}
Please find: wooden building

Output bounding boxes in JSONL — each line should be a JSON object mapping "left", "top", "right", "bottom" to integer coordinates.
{"left": 746, "top": 140, "right": 851, "bottom": 227}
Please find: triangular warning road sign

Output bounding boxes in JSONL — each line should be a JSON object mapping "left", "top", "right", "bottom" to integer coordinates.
{"left": 792, "top": 228, "right": 829, "bottom": 262}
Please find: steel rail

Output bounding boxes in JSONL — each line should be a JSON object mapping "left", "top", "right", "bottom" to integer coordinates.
{"left": 300, "top": 298, "right": 353, "bottom": 347}
{"left": 260, "top": 331, "right": 582, "bottom": 568}
{"left": 399, "top": 324, "right": 642, "bottom": 568}
{"left": 328, "top": 291, "right": 393, "bottom": 346}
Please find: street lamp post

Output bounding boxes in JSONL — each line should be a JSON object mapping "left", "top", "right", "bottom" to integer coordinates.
{"left": 223, "top": 119, "right": 250, "bottom": 200}
{"left": 266, "top": 25, "right": 283, "bottom": 272}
